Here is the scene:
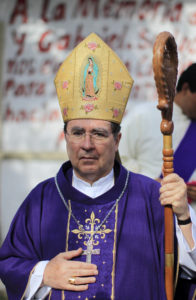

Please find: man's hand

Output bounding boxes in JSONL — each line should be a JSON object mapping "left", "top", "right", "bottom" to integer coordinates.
{"left": 159, "top": 173, "right": 189, "bottom": 220}
{"left": 187, "top": 184, "right": 196, "bottom": 203}
{"left": 159, "top": 173, "right": 194, "bottom": 249}
{"left": 43, "top": 248, "right": 98, "bottom": 291}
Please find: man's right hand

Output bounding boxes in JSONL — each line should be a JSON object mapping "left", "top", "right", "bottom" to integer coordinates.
{"left": 187, "top": 184, "right": 196, "bottom": 203}
{"left": 42, "top": 248, "right": 98, "bottom": 291}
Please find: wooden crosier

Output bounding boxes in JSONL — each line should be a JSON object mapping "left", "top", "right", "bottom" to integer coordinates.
{"left": 153, "top": 32, "right": 178, "bottom": 300}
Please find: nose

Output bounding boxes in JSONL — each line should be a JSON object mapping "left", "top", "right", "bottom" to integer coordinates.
{"left": 81, "top": 133, "right": 94, "bottom": 149}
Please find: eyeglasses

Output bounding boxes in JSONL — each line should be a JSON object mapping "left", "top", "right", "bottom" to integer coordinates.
{"left": 65, "top": 130, "right": 112, "bottom": 144}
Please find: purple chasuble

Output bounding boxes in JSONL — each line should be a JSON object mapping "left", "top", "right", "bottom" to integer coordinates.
{"left": 173, "top": 120, "right": 196, "bottom": 182}
{"left": 0, "top": 161, "right": 174, "bottom": 299}
{"left": 160, "top": 120, "right": 196, "bottom": 182}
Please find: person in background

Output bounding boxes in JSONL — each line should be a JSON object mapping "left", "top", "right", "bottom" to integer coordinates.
{"left": 119, "top": 63, "right": 196, "bottom": 211}
{"left": 0, "top": 33, "right": 196, "bottom": 300}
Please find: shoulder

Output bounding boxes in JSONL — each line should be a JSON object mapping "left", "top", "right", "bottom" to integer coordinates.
{"left": 127, "top": 171, "right": 164, "bottom": 219}
{"left": 20, "top": 161, "right": 71, "bottom": 213}
{"left": 127, "top": 170, "right": 161, "bottom": 208}
{"left": 4, "top": 177, "right": 56, "bottom": 244}
{"left": 30, "top": 177, "right": 55, "bottom": 195}
{"left": 128, "top": 170, "right": 160, "bottom": 192}
{"left": 19, "top": 177, "right": 55, "bottom": 213}
{"left": 120, "top": 163, "right": 160, "bottom": 192}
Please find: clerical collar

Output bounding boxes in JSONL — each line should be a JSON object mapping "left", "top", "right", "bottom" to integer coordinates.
{"left": 72, "top": 169, "right": 114, "bottom": 199}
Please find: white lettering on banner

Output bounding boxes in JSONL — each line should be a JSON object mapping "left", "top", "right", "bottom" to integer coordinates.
{"left": 1, "top": 0, "right": 196, "bottom": 151}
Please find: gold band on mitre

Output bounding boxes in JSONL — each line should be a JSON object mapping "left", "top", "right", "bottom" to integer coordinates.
{"left": 54, "top": 33, "right": 134, "bottom": 124}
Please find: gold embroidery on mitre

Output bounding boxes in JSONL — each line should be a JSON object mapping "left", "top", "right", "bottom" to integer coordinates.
{"left": 80, "top": 55, "right": 102, "bottom": 101}
{"left": 54, "top": 32, "right": 134, "bottom": 124}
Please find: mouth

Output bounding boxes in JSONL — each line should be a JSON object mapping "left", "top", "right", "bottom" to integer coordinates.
{"left": 79, "top": 156, "right": 99, "bottom": 164}
{"left": 80, "top": 156, "right": 98, "bottom": 160}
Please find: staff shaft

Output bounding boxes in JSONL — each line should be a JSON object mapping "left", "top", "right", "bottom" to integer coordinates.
{"left": 163, "top": 135, "right": 174, "bottom": 300}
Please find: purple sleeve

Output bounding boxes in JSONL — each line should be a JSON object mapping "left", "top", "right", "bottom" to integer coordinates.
{"left": 0, "top": 185, "right": 44, "bottom": 300}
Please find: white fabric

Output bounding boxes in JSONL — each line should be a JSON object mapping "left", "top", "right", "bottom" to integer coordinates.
{"left": 72, "top": 169, "right": 114, "bottom": 198}
{"left": 176, "top": 206, "right": 196, "bottom": 277}
{"left": 25, "top": 168, "right": 196, "bottom": 299}
{"left": 119, "top": 101, "right": 196, "bottom": 210}
{"left": 24, "top": 261, "right": 50, "bottom": 299}
{"left": 119, "top": 102, "right": 191, "bottom": 177}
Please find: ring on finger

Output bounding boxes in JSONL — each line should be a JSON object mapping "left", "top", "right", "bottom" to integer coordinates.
{"left": 68, "top": 277, "right": 76, "bottom": 285}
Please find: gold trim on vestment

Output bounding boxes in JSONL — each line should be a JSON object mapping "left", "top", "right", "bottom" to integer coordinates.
{"left": 174, "top": 245, "right": 180, "bottom": 292}
{"left": 111, "top": 203, "right": 118, "bottom": 300}
{"left": 62, "top": 289, "right": 65, "bottom": 300}
{"left": 20, "top": 262, "right": 40, "bottom": 300}
{"left": 63, "top": 200, "right": 71, "bottom": 298}
{"left": 65, "top": 200, "right": 71, "bottom": 252}
{"left": 62, "top": 198, "right": 118, "bottom": 298}
{"left": 192, "top": 289, "right": 196, "bottom": 300}
{"left": 48, "top": 290, "right": 52, "bottom": 299}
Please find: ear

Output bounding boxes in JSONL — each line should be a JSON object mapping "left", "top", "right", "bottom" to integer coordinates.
{"left": 181, "top": 82, "right": 190, "bottom": 93}
{"left": 64, "top": 132, "right": 68, "bottom": 143}
{"left": 115, "top": 132, "right": 121, "bottom": 151}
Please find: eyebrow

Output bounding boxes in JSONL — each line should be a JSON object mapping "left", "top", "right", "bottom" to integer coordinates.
{"left": 91, "top": 128, "right": 110, "bottom": 134}
{"left": 70, "top": 126, "right": 84, "bottom": 132}
{"left": 69, "top": 126, "right": 110, "bottom": 133}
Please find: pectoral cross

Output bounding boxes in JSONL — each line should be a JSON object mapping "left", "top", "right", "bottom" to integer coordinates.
{"left": 82, "top": 239, "right": 100, "bottom": 263}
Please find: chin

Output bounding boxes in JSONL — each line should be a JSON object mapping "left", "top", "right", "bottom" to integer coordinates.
{"left": 79, "top": 160, "right": 98, "bottom": 169}
{"left": 80, "top": 166, "right": 98, "bottom": 174}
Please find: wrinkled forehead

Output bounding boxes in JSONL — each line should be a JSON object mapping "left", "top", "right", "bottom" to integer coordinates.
{"left": 67, "top": 119, "right": 112, "bottom": 131}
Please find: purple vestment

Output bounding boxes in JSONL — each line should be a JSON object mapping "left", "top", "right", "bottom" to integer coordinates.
{"left": 173, "top": 120, "right": 196, "bottom": 182}
{"left": 160, "top": 120, "right": 196, "bottom": 183}
{"left": 0, "top": 161, "right": 173, "bottom": 299}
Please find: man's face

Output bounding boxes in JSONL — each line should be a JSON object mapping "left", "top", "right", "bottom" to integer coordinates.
{"left": 180, "top": 86, "right": 196, "bottom": 119}
{"left": 65, "top": 119, "right": 121, "bottom": 183}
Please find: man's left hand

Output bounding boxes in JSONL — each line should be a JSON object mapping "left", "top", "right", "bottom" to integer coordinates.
{"left": 159, "top": 173, "right": 190, "bottom": 220}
